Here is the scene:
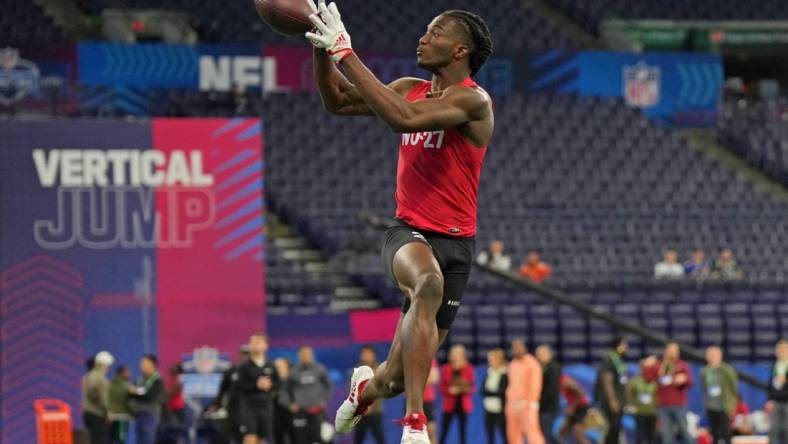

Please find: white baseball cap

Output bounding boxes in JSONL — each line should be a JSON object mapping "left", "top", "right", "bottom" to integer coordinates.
{"left": 95, "top": 351, "right": 115, "bottom": 366}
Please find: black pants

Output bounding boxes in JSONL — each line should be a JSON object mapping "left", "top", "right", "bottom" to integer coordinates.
{"left": 355, "top": 413, "right": 386, "bottom": 444}
{"left": 439, "top": 405, "right": 467, "bottom": 444}
{"left": 484, "top": 412, "right": 505, "bottom": 444}
{"left": 84, "top": 412, "right": 109, "bottom": 444}
{"left": 706, "top": 410, "right": 731, "bottom": 444}
{"left": 274, "top": 406, "right": 295, "bottom": 444}
{"left": 603, "top": 406, "right": 622, "bottom": 444}
{"left": 635, "top": 415, "right": 656, "bottom": 444}
{"left": 293, "top": 411, "right": 322, "bottom": 444}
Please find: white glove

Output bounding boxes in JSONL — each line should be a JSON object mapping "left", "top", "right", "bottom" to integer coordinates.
{"left": 305, "top": 0, "right": 353, "bottom": 63}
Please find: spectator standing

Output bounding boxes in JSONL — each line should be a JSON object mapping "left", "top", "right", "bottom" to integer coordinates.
{"left": 439, "top": 344, "right": 475, "bottom": 444}
{"left": 626, "top": 361, "right": 657, "bottom": 444}
{"left": 212, "top": 344, "right": 250, "bottom": 443}
{"left": 482, "top": 349, "right": 507, "bottom": 444}
{"left": 108, "top": 366, "right": 133, "bottom": 444}
{"left": 684, "top": 248, "right": 711, "bottom": 279}
{"left": 701, "top": 346, "right": 738, "bottom": 444}
{"left": 237, "top": 334, "right": 279, "bottom": 444}
{"left": 506, "top": 340, "right": 544, "bottom": 444}
{"left": 536, "top": 345, "right": 560, "bottom": 444}
{"left": 82, "top": 351, "right": 114, "bottom": 444}
{"left": 164, "top": 364, "right": 185, "bottom": 426}
{"left": 518, "top": 251, "right": 552, "bottom": 284}
{"left": 595, "top": 337, "right": 629, "bottom": 444}
{"left": 129, "top": 354, "right": 165, "bottom": 444}
{"left": 642, "top": 343, "right": 694, "bottom": 444}
{"left": 354, "top": 346, "right": 385, "bottom": 444}
{"left": 654, "top": 249, "right": 684, "bottom": 279}
{"left": 476, "top": 240, "right": 512, "bottom": 272}
{"left": 423, "top": 360, "right": 440, "bottom": 444}
{"left": 767, "top": 339, "right": 788, "bottom": 444}
{"left": 274, "top": 358, "right": 296, "bottom": 444}
{"left": 288, "top": 346, "right": 332, "bottom": 444}
{"left": 713, "top": 249, "right": 743, "bottom": 280}
{"left": 557, "top": 375, "right": 591, "bottom": 444}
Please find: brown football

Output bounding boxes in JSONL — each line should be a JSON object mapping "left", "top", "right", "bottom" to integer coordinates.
{"left": 254, "top": 0, "right": 314, "bottom": 36}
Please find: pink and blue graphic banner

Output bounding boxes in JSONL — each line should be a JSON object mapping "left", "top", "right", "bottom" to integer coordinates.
{"left": 0, "top": 118, "right": 265, "bottom": 442}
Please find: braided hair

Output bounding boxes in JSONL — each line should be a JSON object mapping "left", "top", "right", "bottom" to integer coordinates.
{"left": 442, "top": 10, "right": 493, "bottom": 76}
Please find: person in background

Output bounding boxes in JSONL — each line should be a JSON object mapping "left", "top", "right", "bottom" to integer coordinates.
{"left": 557, "top": 375, "right": 591, "bottom": 444}
{"left": 626, "top": 361, "right": 657, "bottom": 444}
{"left": 288, "top": 346, "right": 332, "bottom": 444}
{"left": 423, "top": 360, "right": 440, "bottom": 444}
{"left": 476, "top": 240, "right": 512, "bottom": 272}
{"left": 274, "top": 358, "right": 296, "bottom": 444}
{"left": 482, "top": 348, "right": 507, "bottom": 444}
{"left": 82, "top": 351, "right": 114, "bottom": 444}
{"left": 237, "top": 334, "right": 279, "bottom": 444}
{"left": 506, "top": 339, "right": 544, "bottom": 444}
{"left": 129, "top": 354, "right": 165, "bottom": 444}
{"left": 164, "top": 364, "right": 186, "bottom": 425}
{"left": 712, "top": 248, "right": 743, "bottom": 280}
{"left": 536, "top": 345, "right": 560, "bottom": 444}
{"left": 518, "top": 251, "right": 552, "bottom": 284}
{"left": 654, "top": 249, "right": 684, "bottom": 279}
{"left": 766, "top": 339, "right": 788, "bottom": 444}
{"left": 642, "top": 343, "right": 694, "bottom": 444}
{"left": 701, "top": 345, "right": 738, "bottom": 444}
{"left": 211, "top": 344, "right": 250, "bottom": 443}
{"left": 108, "top": 365, "right": 133, "bottom": 444}
{"left": 684, "top": 248, "right": 711, "bottom": 279}
{"left": 731, "top": 394, "right": 753, "bottom": 436}
{"left": 439, "top": 344, "right": 475, "bottom": 444}
{"left": 595, "top": 337, "right": 628, "bottom": 444}
{"left": 355, "top": 345, "right": 386, "bottom": 444}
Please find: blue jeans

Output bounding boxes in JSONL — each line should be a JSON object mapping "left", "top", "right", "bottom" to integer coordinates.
{"left": 656, "top": 407, "right": 692, "bottom": 444}
{"left": 134, "top": 412, "right": 160, "bottom": 444}
{"left": 540, "top": 411, "right": 558, "bottom": 444}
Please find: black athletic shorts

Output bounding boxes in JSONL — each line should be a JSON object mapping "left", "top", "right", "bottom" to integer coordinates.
{"left": 381, "top": 218, "right": 475, "bottom": 330}
{"left": 238, "top": 404, "right": 271, "bottom": 438}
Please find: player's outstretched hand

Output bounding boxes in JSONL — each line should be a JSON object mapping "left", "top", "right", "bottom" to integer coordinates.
{"left": 305, "top": 0, "right": 353, "bottom": 63}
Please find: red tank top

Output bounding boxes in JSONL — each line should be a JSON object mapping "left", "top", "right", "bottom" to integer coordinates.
{"left": 395, "top": 77, "right": 487, "bottom": 237}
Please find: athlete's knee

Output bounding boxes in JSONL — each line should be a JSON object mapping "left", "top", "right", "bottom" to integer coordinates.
{"left": 412, "top": 271, "right": 443, "bottom": 305}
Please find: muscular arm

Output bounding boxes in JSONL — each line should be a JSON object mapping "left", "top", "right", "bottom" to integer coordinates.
{"left": 314, "top": 49, "right": 417, "bottom": 116}
{"left": 338, "top": 53, "right": 490, "bottom": 133}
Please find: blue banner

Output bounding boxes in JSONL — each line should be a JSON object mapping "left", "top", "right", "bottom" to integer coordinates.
{"left": 526, "top": 50, "right": 723, "bottom": 126}
{"left": 77, "top": 42, "right": 262, "bottom": 90}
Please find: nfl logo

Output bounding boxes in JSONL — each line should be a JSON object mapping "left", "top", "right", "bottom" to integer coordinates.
{"left": 192, "top": 347, "right": 220, "bottom": 374}
{"left": 0, "top": 47, "right": 19, "bottom": 70}
{"left": 623, "top": 62, "right": 660, "bottom": 108}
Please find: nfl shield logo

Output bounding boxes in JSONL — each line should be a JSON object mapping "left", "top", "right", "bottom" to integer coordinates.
{"left": 192, "top": 347, "right": 220, "bottom": 374}
{"left": 623, "top": 62, "right": 660, "bottom": 108}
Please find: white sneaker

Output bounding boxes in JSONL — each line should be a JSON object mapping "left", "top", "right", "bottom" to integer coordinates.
{"left": 400, "top": 413, "right": 430, "bottom": 443}
{"left": 334, "top": 365, "right": 374, "bottom": 433}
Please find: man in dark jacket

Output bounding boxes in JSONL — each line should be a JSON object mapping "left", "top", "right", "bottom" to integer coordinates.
{"left": 129, "top": 355, "right": 165, "bottom": 444}
{"left": 354, "top": 346, "right": 386, "bottom": 444}
{"left": 289, "top": 346, "right": 332, "bottom": 444}
{"left": 237, "top": 334, "right": 279, "bottom": 444}
{"left": 594, "top": 337, "right": 628, "bottom": 444}
{"left": 482, "top": 349, "right": 507, "bottom": 444}
{"left": 768, "top": 339, "right": 788, "bottom": 444}
{"left": 536, "top": 345, "right": 560, "bottom": 444}
{"left": 212, "top": 344, "right": 250, "bottom": 443}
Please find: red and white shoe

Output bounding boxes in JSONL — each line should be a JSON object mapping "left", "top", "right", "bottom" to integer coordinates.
{"left": 334, "top": 365, "right": 374, "bottom": 433}
{"left": 400, "top": 413, "right": 430, "bottom": 443}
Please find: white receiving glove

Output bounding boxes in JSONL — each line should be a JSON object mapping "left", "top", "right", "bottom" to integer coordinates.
{"left": 305, "top": 0, "right": 353, "bottom": 63}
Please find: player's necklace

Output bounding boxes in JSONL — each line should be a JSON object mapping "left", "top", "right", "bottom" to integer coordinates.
{"left": 426, "top": 89, "right": 446, "bottom": 98}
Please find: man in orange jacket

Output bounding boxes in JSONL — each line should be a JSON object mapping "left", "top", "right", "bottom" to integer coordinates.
{"left": 506, "top": 340, "right": 545, "bottom": 444}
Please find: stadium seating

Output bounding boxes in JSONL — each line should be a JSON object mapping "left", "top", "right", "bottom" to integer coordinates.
{"left": 545, "top": 0, "right": 788, "bottom": 34}
{"left": 717, "top": 97, "right": 788, "bottom": 185}
{"left": 0, "top": 0, "right": 64, "bottom": 44}
{"left": 76, "top": 0, "right": 579, "bottom": 50}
